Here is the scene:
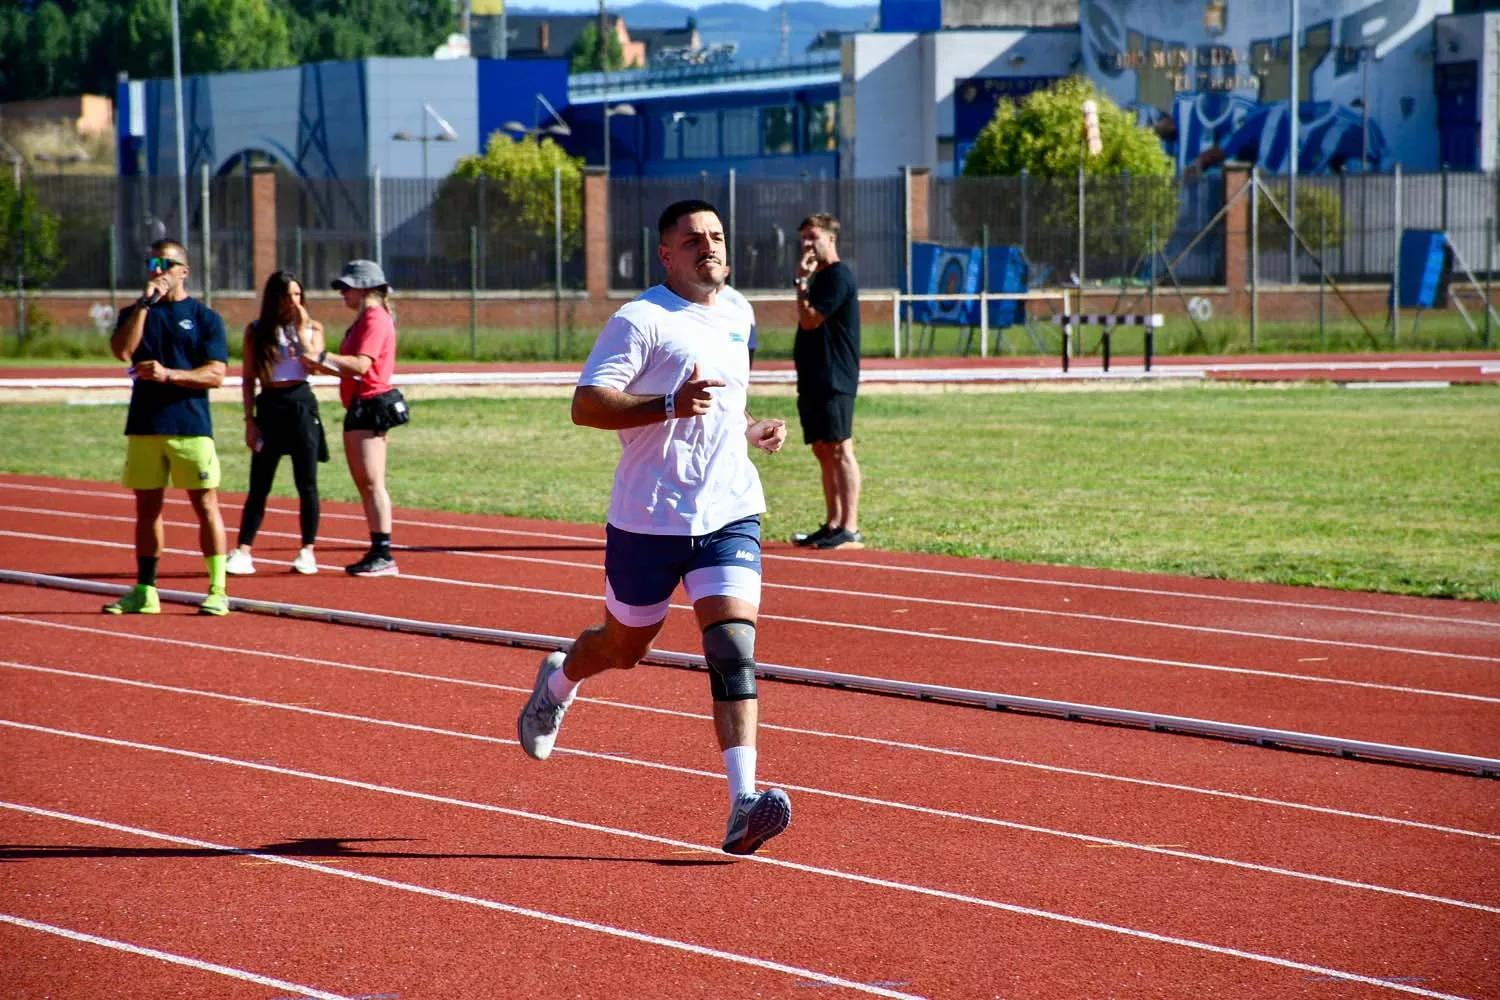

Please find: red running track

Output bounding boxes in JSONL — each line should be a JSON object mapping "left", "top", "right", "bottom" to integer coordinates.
{"left": 1, "top": 473, "right": 1497, "bottom": 999}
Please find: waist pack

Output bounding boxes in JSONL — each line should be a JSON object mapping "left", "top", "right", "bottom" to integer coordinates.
{"left": 351, "top": 387, "right": 410, "bottom": 432}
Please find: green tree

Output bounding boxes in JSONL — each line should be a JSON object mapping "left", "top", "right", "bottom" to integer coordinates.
{"left": 1256, "top": 182, "right": 1343, "bottom": 254}
{"left": 956, "top": 76, "right": 1179, "bottom": 282}
{"left": 430, "top": 132, "right": 586, "bottom": 286}
{"left": 569, "top": 21, "right": 625, "bottom": 73}
{"left": 276, "top": 0, "right": 454, "bottom": 63}
{"left": 0, "top": 171, "right": 64, "bottom": 344}
{"left": 124, "top": 0, "right": 292, "bottom": 77}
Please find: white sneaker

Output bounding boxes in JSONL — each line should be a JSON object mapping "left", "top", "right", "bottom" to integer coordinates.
{"left": 722, "top": 789, "right": 792, "bottom": 855}
{"left": 225, "top": 549, "right": 255, "bottom": 576}
{"left": 292, "top": 547, "right": 318, "bottom": 575}
{"left": 517, "top": 651, "right": 574, "bottom": 761}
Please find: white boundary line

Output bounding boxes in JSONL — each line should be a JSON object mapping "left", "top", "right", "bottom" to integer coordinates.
{"left": 0, "top": 800, "right": 926, "bottom": 1000}
{"left": 5, "top": 568, "right": 1498, "bottom": 777}
{"left": 7, "top": 613, "right": 1492, "bottom": 843}
{"left": 0, "top": 742, "right": 1480, "bottom": 1000}
{"left": 4, "top": 658, "right": 1495, "bottom": 915}
{"left": 5, "top": 501, "right": 1493, "bottom": 666}
{"left": 0, "top": 913, "right": 359, "bottom": 998}
{"left": 6, "top": 479, "right": 1494, "bottom": 632}
{"left": 0, "top": 913, "right": 357, "bottom": 999}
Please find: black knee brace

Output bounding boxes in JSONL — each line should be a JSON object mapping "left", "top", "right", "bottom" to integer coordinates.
{"left": 702, "top": 618, "right": 758, "bottom": 702}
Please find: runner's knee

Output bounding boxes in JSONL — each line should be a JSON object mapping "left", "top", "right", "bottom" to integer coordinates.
{"left": 703, "top": 619, "right": 757, "bottom": 702}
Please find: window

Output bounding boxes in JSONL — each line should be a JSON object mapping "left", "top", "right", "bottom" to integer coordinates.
{"left": 722, "top": 108, "right": 758, "bottom": 157}
{"left": 805, "top": 101, "right": 837, "bottom": 152}
{"left": 761, "top": 106, "right": 795, "bottom": 155}
{"left": 681, "top": 112, "right": 718, "bottom": 159}
{"left": 661, "top": 114, "right": 681, "bottom": 159}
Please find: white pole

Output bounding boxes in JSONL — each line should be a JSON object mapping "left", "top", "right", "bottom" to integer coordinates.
{"left": 1288, "top": 0, "right": 1299, "bottom": 282}
{"left": 372, "top": 166, "right": 383, "bottom": 266}
{"left": 902, "top": 165, "right": 912, "bottom": 352}
{"left": 199, "top": 161, "right": 211, "bottom": 304}
{"left": 170, "top": 0, "right": 188, "bottom": 241}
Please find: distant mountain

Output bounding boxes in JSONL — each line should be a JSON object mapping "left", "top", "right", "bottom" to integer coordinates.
{"left": 508, "top": 3, "right": 879, "bottom": 63}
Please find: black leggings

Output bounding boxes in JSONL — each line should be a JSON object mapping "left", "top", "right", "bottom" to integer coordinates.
{"left": 238, "top": 382, "right": 325, "bottom": 547}
{"left": 239, "top": 444, "right": 320, "bottom": 546}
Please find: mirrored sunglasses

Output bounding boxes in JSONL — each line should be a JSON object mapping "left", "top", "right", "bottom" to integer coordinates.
{"left": 147, "top": 256, "right": 185, "bottom": 272}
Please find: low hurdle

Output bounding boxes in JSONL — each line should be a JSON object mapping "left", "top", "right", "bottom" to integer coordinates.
{"left": 1053, "top": 313, "right": 1165, "bottom": 372}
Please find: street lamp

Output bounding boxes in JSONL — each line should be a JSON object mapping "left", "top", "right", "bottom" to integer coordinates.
{"left": 392, "top": 103, "right": 459, "bottom": 182}
{"left": 602, "top": 102, "right": 636, "bottom": 176}
{"left": 501, "top": 93, "right": 573, "bottom": 141}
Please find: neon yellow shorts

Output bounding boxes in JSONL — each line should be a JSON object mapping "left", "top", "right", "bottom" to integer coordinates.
{"left": 123, "top": 435, "right": 221, "bottom": 491}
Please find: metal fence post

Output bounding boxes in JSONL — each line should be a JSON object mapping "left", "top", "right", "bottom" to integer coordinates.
{"left": 293, "top": 226, "right": 303, "bottom": 282}
{"left": 727, "top": 167, "right": 736, "bottom": 271}
{"left": 108, "top": 222, "right": 118, "bottom": 313}
{"left": 641, "top": 226, "right": 651, "bottom": 291}
{"left": 469, "top": 224, "right": 478, "bottom": 359}
{"left": 1318, "top": 212, "right": 1326, "bottom": 348}
{"left": 979, "top": 222, "right": 989, "bottom": 358}
{"left": 1077, "top": 163, "right": 1086, "bottom": 294}
{"left": 14, "top": 160, "right": 26, "bottom": 346}
{"left": 553, "top": 165, "right": 562, "bottom": 360}
{"left": 1250, "top": 167, "right": 1259, "bottom": 349}
{"left": 1486, "top": 216, "right": 1494, "bottom": 349}
{"left": 200, "top": 161, "right": 212, "bottom": 306}
{"left": 372, "top": 167, "right": 383, "bottom": 267}
{"left": 902, "top": 164, "right": 912, "bottom": 353}
{"left": 1019, "top": 169, "right": 1029, "bottom": 260}
{"left": 1392, "top": 163, "right": 1402, "bottom": 345}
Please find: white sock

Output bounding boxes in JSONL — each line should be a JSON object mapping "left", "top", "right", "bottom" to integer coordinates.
{"left": 546, "top": 663, "right": 580, "bottom": 703}
{"left": 723, "top": 745, "right": 756, "bottom": 801}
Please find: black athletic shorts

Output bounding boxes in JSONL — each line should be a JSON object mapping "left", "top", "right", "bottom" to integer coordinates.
{"left": 797, "top": 391, "right": 856, "bottom": 445}
{"left": 343, "top": 388, "right": 410, "bottom": 436}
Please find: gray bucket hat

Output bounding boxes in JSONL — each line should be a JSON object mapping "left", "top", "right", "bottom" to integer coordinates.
{"left": 331, "top": 259, "right": 390, "bottom": 291}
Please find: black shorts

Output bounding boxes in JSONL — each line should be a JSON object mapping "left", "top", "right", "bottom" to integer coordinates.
{"left": 797, "top": 391, "right": 856, "bottom": 445}
{"left": 344, "top": 388, "right": 410, "bottom": 435}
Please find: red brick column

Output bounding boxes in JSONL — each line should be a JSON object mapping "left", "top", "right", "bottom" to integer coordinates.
{"left": 583, "top": 166, "right": 608, "bottom": 300}
{"left": 1223, "top": 165, "right": 1251, "bottom": 293}
{"left": 907, "top": 165, "right": 931, "bottom": 243}
{"left": 250, "top": 166, "right": 277, "bottom": 293}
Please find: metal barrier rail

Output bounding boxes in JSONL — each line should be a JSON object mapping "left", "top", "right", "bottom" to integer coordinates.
{"left": 5, "top": 569, "right": 1495, "bottom": 778}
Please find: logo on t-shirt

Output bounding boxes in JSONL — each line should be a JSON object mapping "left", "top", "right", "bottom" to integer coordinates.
{"left": 178, "top": 319, "right": 194, "bottom": 330}
{"left": 729, "top": 329, "right": 747, "bottom": 343}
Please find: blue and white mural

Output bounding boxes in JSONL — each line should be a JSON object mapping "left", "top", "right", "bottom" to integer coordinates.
{"left": 1081, "top": 0, "right": 1452, "bottom": 173}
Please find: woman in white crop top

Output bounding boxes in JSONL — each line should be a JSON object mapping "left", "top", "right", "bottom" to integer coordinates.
{"left": 226, "top": 270, "right": 329, "bottom": 577}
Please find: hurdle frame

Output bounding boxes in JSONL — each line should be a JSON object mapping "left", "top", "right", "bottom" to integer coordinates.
{"left": 1052, "top": 312, "right": 1165, "bottom": 372}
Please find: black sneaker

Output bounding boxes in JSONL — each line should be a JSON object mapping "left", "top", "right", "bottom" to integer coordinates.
{"left": 813, "top": 527, "right": 863, "bottom": 550}
{"left": 790, "top": 523, "right": 834, "bottom": 547}
{"left": 346, "top": 551, "right": 399, "bottom": 577}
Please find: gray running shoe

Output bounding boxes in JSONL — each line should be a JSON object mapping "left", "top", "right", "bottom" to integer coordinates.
{"left": 722, "top": 788, "right": 792, "bottom": 855}
{"left": 790, "top": 523, "right": 834, "bottom": 547}
{"left": 517, "top": 651, "right": 573, "bottom": 760}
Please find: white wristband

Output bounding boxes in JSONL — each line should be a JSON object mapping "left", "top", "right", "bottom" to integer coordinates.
{"left": 664, "top": 390, "right": 677, "bottom": 420}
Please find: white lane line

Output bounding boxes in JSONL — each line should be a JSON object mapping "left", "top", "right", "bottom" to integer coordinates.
{"left": 3, "top": 664, "right": 1494, "bottom": 915}
{"left": 6, "top": 614, "right": 1492, "bottom": 842}
{"left": 0, "top": 913, "right": 356, "bottom": 999}
{"left": 0, "top": 744, "right": 1479, "bottom": 1000}
{"left": 6, "top": 479, "right": 1494, "bottom": 631}
{"left": 0, "top": 802, "right": 926, "bottom": 1000}
{"left": 4, "top": 531, "right": 1493, "bottom": 704}
{"left": 5, "top": 503, "right": 1491, "bottom": 665}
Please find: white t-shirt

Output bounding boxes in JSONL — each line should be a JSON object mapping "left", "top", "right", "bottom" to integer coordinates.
{"left": 579, "top": 283, "right": 762, "bottom": 536}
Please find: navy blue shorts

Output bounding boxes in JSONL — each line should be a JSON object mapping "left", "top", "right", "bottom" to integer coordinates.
{"left": 603, "top": 515, "right": 763, "bottom": 627}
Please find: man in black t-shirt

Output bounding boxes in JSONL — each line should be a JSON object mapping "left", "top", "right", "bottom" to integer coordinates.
{"left": 791, "top": 212, "right": 863, "bottom": 550}
{"left": 104, "top": 239, "right": 232, "bottom": 616}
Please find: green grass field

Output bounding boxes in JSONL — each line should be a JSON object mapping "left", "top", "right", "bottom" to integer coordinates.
{"left": 2, "top": 383, "right": 1496, "bottom": 601}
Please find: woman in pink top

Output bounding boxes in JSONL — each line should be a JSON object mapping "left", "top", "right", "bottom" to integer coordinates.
{"left": 304, "top": 259, "right": 407, "bottom": 577}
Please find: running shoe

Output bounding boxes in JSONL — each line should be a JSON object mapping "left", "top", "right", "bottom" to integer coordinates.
{"left": 813, "top": 528, "right": 863, "bottom": 550}
{"left": 346, "top": 551, "right": 398, "bottom": 577}
{"left": 722, "top": 788, "right": 792, "bottom": 855}
{"left": 790, "top": 523, "right": 834, "bottom": 547}
{"left": 225, "top": 549, "right": 255, "bottom": 575}
{"left": 198, "top": 587, "right": 231, "bottom": 616}
{"left": 517, "top": 651, "right": 574, "bottom": 761}
{"left": 291, "top": 547, "right": 319, "bottom": 575}
{"left": 102, "top": 584, "right": 160, "bottom": 615}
